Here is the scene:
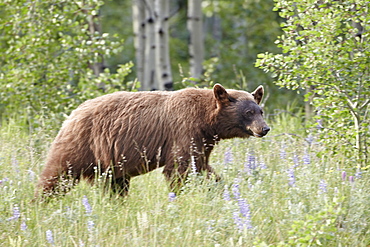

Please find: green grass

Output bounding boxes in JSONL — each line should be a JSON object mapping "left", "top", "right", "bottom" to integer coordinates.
{"left": 0, "top": 114, "right": 369, "bottom": 246}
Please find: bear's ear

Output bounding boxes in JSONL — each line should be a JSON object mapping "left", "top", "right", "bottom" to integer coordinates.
{"left": 213, "top": 84, "right": 230, "bottom": 104}
{"left": 252, "top": 85, "right": 264, "bottom": 105}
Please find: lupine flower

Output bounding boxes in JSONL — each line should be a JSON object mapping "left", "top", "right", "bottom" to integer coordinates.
{"left": 305, "top": 135, "right": 314, "bottom": 145}
{"left": 302, "top": 150, "right": 310, "bottom": 165}
{"left": 280, "top": 144, "right": 287, "bottom": 160}
{"left": 21, "top": 221, "right": 27, "bottom": 231}
{"left": 231, "top": 180, "right": 241, "bottom": 199}
{"left": 224, "top": 147, "right": 233, "bottom": 164}
{"left": 168, "top": 192, "right": 176, "bottom": 202}
{"left": 319, "top": 179, "right": 327, "bottom": 193}
{"left": 46, "top": 230, "right": 54, "bottom": 245}
{"left": 287, "top": 168, "right": 296, "bottom": 187}
{"left": 233, "top": 211, "right": 244, "bottom": 230}
{"left": 259, "top": 160, "right": 267, "bottom": 169}
{"left": 230, "top": 180, "right": 253, "bottom": 230}
{"left": 341, "top": 171, "right": 347, "bottom": 181}
{"left": 355, "top": 169, "right": 362, "bottom": 179}
{"left": 7, "top": 205, "right": 20, "bottom": 221}
{"left": 246, "top": 153, "right": 257, "bottom": 170}
{"left": 87, "top": 220, "right": 95, "bottom": 232}
{"left": 82, "top": 196, "right": 92, "bottom": 215}
{"left": 349, "top": 176, "right": 355, "bottom": 183}
{"left": 237, "top": 198, "right": 251, "bottom": 219}
{"left": 232, "top": 201, "right": 252, "bottom": 230}
{"left": 0, "top": 177, "right": 9, "bottom": 185}
{"left": 292, "top": 154, "right": 299, "bottom": 167}
{"left": 243, "top": 217, "right": 253, "bottom": 230}
{"left": 223, "top": 186, "right": 231, "bottom": 201}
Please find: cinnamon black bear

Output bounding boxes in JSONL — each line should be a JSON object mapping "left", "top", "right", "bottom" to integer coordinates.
{"left": 36, "top": 84, "right": 270, "bottom": 196}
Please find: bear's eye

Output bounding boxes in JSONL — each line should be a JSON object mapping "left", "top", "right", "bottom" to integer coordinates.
{"left": 245, "top": 110, "right": 254, "bottom": 115}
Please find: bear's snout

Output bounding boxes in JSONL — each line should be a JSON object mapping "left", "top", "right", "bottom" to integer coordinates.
{"left": 262, "top": 126, "right": 270, "bottom": 136}
{"left": 249, "top": 125, "right": 270, "bottom": 138}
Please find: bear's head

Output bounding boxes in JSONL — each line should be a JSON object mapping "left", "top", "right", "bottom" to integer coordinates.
{"left": 213, "top": 84, "right": 270, "bottom": 139}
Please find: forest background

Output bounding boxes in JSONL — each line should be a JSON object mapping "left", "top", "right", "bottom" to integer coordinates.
{"left": 0, "top": 0, "right": 284, "bottom": 124}
{"left": 1, "top": 0, "right": 368, "bottom": 166}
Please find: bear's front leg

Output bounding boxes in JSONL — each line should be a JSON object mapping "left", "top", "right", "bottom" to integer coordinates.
{"left": 162, "top": 159, "right": 190, "bottom": 193}
{"left": 109, "top": 176, "right": 131, "bottom": 197}
{"left": 162, "top": 152, "right": 220, "bottom": 193}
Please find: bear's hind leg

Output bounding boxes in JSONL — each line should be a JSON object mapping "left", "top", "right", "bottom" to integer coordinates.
{"left": 35, "top": 164, "right": 78, "bottom": 198}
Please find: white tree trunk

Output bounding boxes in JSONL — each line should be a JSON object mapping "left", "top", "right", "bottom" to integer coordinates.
{"left": 143, "top": 0, "right": 157, "bottom": 90}
{"left": 187, "top": 0, "right": 204, "bottom": 80}
{"left": 154, "top": 0, "right": 173, "bottom": 90}
{"left": 132, "top": 0, "right": 145, "bottom": 86}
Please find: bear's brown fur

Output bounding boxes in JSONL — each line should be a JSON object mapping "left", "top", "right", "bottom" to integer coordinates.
{"left": 36, "top": 84, "right": 270, "bottom": 197}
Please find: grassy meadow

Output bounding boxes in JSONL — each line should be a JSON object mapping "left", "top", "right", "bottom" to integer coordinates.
{"left": 0, "top": 113, "right": 369, "bottom": 247}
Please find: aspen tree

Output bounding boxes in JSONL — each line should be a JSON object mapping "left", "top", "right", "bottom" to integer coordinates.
{"left": 187, "top": 0, "right": 204, "bottom": 80}
{"left": 154, "top": 0, "right": 173, "bottom": 90}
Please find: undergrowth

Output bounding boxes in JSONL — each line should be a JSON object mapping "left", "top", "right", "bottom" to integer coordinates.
{"left": 0, "top": 112, "right": 369, "bottom": 246}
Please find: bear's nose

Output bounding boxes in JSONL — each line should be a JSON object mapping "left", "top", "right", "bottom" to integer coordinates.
{"left": 262, "top": 126, "right": 270, "bottom": 135}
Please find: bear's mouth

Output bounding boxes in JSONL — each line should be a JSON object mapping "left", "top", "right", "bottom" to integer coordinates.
{"left": 246, "top": 128, "right": 263, "bottom": 138}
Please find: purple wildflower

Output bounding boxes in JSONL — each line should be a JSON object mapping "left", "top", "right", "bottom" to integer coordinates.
{"left": 237, "top": 198, "right": 251, "bottom": 219}
{"left": 7, "top": 205, "right": 20, "bottom": 221}
{"left": 243, "top": 217, "right": 253, "bottom": 229}
{"left": 341, "top": 171, "right": 347, "bottom": 181}
{"left": 287, "top": 168, "right": 295, "bottom": 187}
{"left": 349, "top": 176, "right": 355, "bottom": 183}
{"left": 302, "top": 150, "right": 310, "bottom": 165}
{"left": 82, "top": 196, "right": 92, "bottom": 215}
{"left": 21, "top": 221, "right": 27, "bottom": 231}
{"left": 305, "top": 135, "right": 314, "bottom": 145}
{"left": 280, "top": 143, "right": 287, "bottom": 160}
{"left": 292, "top": 154, "right": 299, "bottom": 167}
{"left": 247, "top": 153, "right": 257, "bottom": 170}
{"left": 319, "top": 179, "right": 327, "bottom": 193}
{"left": 233, "top": 211, "right": 244, "bottom": 230}
{"left": 232, "top": 200, "right": 253, "bottom": 230}
{"left": 230, "top": 180, "right": 253, "bottom": 230}
{"left": 245, "top": 152, "right": 258, "bottom": 174}
{"left": 223, "top": 186, "right": 231, "bottom": 201}
{"left": 46, "top": 230, "right": 54, "bottom": 245}
{"left": 168, "top": 192, "right": 176, "bottom": 202}
{"left": 259, "top": 160, "right": 267, "bottom": 169}
{"left": 231, "top": 181, "right": 241, "bottom": 199}
{"left": 224, "top": 147, "right": 233, "bottom": 164}
{"left": 355, "top": 169, "right": 362, "bottom": 179}
{"left": 0, "top": 177, "right": 9, "bottom": 185}
{"left": 87, "top": 220, "right": 95, "bottom": 232}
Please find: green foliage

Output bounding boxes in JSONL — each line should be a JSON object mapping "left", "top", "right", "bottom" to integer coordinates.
{"left": 0, "top": 0, "right": 135, "bottom": 129}
{"left": 256, "top": 0, "right": 370, "bottom": 166}
{"left": 287, "top": 199, "right": 342, "bottom": 245}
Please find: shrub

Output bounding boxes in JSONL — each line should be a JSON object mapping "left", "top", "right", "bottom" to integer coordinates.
{"left": 256, "top": 0, "right": 370, "bottom": 166}
{"left": 0, "top": 0, "right": 136, "bottom": 129}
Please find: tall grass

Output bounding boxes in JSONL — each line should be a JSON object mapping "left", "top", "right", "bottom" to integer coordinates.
{"left": 0, "top": 113, "right": 369, "bottom": 246}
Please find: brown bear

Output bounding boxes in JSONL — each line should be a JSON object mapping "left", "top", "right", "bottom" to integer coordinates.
{"left": 35, "top": 84, "right": 270, "bottom": 197}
